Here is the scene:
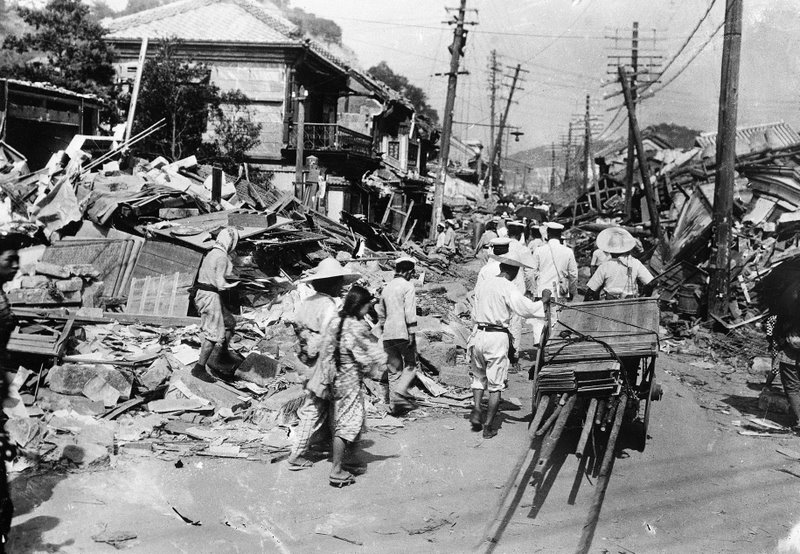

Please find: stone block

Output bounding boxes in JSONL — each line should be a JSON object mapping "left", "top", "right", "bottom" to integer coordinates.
{"left": 35, "top": 262, "right": 70, "bottom": 279}
{"left": 47, "top": 364, "right": 132, "bottom": 399}
{"left": 6, "top": 288, "right": 81, "bottom": 305}
{"left": 64, "top": 264, "right": 100, "bottom": 279}
{"left": 139, "top": 358, "right": 172, "bottom": 391}
{"left": 55, "top": 277, "right": 84, "bottom": 292}
{"left": 19, "top": 275, "right": 50, "bottom": 289}
{"left": 437, "top": 365, "right": 471, "bottom": 389}
{"left": 234, "top": 353, "right": 279, "bottom": 387}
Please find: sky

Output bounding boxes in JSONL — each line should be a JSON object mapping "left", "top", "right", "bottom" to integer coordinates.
{"left": 289, "top": 0, "right": 800, "bottom": 155}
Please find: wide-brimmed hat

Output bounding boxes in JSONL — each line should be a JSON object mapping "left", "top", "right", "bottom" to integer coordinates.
{"left": 544, "top": 222, "right": 564, "bottom": 231}
{"left": 395, "top": 255, "right": 416, "bottom": 268}
{"left": 596, "top": 227, "right": 636, "bottom": 254}
{"left": 299, "top": 257, "right": 361, "bottom": 283}
{"left": 491, "top": 248, "right": 536, "bottom": 269}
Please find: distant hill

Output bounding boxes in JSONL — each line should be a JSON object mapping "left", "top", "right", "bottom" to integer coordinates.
{"left": 509, "top": 122, "right": 701, "bottom": 168}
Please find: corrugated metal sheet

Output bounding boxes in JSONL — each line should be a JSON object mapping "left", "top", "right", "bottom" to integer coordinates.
{"left": 696, "top": 122, "right": 800, "bottom": 153}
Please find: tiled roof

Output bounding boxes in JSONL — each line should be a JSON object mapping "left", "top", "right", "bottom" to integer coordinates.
{"left": 105, "top": 0, "right": 351, "bottom": 71}
{"left": 105, "top": 0, "right": 297, "bottom": 42}
{"left": 1, "top": 78, "right": 99, "bottom": 101}
{"left": 696, "top": 121, "right": 800, "bottom": 152}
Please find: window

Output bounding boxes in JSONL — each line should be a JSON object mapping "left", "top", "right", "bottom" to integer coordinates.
{"left": 387, "top": 140, "right": 400, "bottom": 160}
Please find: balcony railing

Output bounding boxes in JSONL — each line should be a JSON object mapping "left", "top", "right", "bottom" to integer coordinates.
{"left": 287, "top": 123, "right": 374, "bottom": 158}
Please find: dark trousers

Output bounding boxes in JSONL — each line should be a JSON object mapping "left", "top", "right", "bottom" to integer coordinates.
{"left": 384, "top": 338, "right": 417, "bottom": 373}
{"left": 780, "top": 360, "right": 800, "bottom": 424}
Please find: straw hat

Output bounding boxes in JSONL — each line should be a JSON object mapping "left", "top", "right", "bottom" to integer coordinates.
{"left": 395, "top": 255, "right": 417, "bottom": 267}
{"left": 596, "top": 227, "right": 636, "bottom": 254}
{"left": 491, "top": 248, "right": 536, "bottom": 269}
{"left": 299, "top": 257, "right": 361, "bottom": 283}
{"left": 544, "top": 222, "right": 564, "bottom": 231}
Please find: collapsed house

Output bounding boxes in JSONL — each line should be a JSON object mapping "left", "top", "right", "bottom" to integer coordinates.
{"left": 559, "top": 121, "right": 800, "bottom": 328}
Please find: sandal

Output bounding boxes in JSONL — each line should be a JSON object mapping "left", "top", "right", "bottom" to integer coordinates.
{"left": 288, "top": 458, "right": 314, "bottom": 471}
{"left": 329, "top": 473, "right": 356, "bottom": 488}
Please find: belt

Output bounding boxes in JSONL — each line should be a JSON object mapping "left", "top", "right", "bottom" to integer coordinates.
{"left": 477, "top": 323, "right": 508, "bottom": 332}
{"left": 193, "top": 282, "right": 220, "bottom": 293}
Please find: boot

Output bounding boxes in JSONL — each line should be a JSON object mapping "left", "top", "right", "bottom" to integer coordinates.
{"left": 207, "top": 344, "right": 237, "bottom": 381}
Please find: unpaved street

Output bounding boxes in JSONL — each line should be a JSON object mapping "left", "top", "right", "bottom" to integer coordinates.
{"left": 8, "top": 354, "right": 800, "bottom": 553}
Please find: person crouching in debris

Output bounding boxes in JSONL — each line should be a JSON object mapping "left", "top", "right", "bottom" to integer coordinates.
{"left": 191, "top": 228, "right": 241, "bottom": 382}
{"left": 310, "top": 286, "right": 387, "bottom": 488}
{"left": 287, "top": 258, "right": 361, "bottom": 470}
{"left": 0, "top": 233, "right": 26, "bottom": 549}
{"left": 767, "top": 283, "right": 800, "bottom": 433}
{"left": 584, "top": 227, "right": 654, "bottom": 301}
{"left": 378, "top": 256, "right": 420, "bottom": 414}
{"left": 469, "top": 249, "right": 551, "bottom": 439}
{"left": 435, "top": 219, "right": 457, "bottom": 256}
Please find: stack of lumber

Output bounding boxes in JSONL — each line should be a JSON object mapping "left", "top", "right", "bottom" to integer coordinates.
{"left": 538, "top": 360, "right": 620, "bottom": 395}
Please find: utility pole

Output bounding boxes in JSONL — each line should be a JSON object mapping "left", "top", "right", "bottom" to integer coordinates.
{"left": 430, "top": 0, "right": 469, "bottom": 241}
{"left": 624, "top": 22, "right": 638, "bottom": 219}
{"left": 486, "top": 64, "right": 524, "bottom": 199}
{"left": 618, "top": 66, "right": 660, "bottom": 240}
{"left": 584, "top": 94, "right": 601, "bottom": 210}
{"left": 565, "top": 121, "right": 573, "bottom": 182}
{"left": 550, "top": 142, "right": 556, "bottom": 190}
{"left": 485, "top": 50, "right": 499, "bottom": 196}
{"left": 708, "top": 0, "right": 743, "bottom": 319}
{"left": 294, "top": 86, "right": 306, "bottom": 200}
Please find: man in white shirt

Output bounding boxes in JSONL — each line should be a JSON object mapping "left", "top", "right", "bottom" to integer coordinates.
{"left": 469, "top": 249, "right": 551, "bottom": 439}
{"left": 585, "top": 227, "right": 654, "bottom": 300}
{"left": 378, "top": 256, "right": 420, "bottom": 413}
{"left": 531, "top": 222, "right": 578, "bottom": 301}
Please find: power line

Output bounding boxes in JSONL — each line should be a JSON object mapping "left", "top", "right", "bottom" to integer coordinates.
{"left": 639, "top": 20, "right": 724, "bottom": 101}
{"left": 637, "top": 0, "right": 718, "bottom": 98}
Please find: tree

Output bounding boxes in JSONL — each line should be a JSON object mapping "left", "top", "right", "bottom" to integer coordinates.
{"left": 134, "top": 39, "right": 220, "bottom": 160}
{"left": 284, "top": 7, "right": 341, "bottom": 44}
{"left": 367, "top": 61, "right": 439, "bottom": 123}
{"left": 1, "top": 0, "right": 116, "bottom": 100}
{"left": 201, "top": 90, "right": 263, "bottom": 173}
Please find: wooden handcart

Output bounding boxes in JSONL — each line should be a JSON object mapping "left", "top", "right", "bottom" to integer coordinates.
{"left": 484, "top": 297, "right": 662, "bottom": 554}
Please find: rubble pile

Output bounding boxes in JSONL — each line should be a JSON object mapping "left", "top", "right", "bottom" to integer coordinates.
{"left": 0, "top": 137, "right": 479, "bottom": 475}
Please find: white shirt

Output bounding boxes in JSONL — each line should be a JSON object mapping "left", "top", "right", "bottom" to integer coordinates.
{"left": 531, "top": 239, "right": 579, "bottom": 298}
{"left": 509, "top": 238, "right": 534, "bottom": 293}
{"left": 587, "top": 255, "right": 653, "bottom": 298}
{"left": 472, "top": 275, "right": 546, "bottom": 329}
{"left": 477, "top": 259, "right": 501, "bottom": 284}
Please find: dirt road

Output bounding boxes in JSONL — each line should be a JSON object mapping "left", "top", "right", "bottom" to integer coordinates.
{"left": 8, "top": 354, "right": 800, "bottom": 553}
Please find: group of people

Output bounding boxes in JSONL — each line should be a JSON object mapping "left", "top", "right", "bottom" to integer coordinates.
{"left": 466, "top": 221, "right": 657, "bottom": 438}
{"left": 283, "top": 256, "right": 422, "bottom": 488}
{"left": 188, "top": 221, "right": 658, "bottom": 487}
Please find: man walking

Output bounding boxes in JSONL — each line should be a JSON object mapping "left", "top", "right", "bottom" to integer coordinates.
{"left": 469, "top": 249, "right": 551, "bottom": 438}
{"left": 378, "top": 256, "right": 420, "bottom": 412}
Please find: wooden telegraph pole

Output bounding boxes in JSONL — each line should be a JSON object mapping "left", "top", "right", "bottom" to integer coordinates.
{"left": 618, "top": 66, "right": 661, "bottom": 240}
{"left": 708, "top": 0, "right": 743, "bottom": 318}
{"left": 624, "top": 22, "right": 638, "bottom": 218}
{"left": 486, "top": 64, "right": 523, "bottom": 199}
{"left": 430, "top": 0, "right": 468, "bottom": 241}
